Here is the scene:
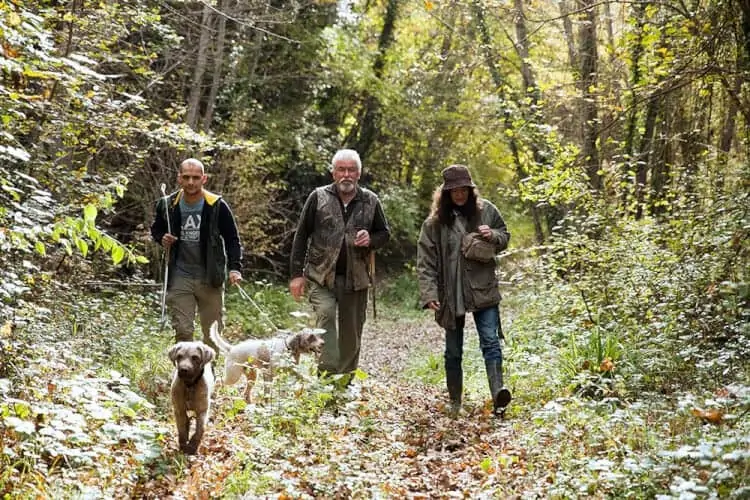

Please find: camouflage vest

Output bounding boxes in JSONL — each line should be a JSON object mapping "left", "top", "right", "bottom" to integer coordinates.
{"left": 306, "top": 185, "right": 378, "bottom": 291}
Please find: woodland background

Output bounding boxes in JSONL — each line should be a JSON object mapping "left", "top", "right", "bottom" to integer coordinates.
{"left": 1, "top": 0, "right": 749, "bottom": 497}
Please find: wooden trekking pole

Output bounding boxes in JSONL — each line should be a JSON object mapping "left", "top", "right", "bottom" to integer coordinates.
{"left": 159, "top": 183, "right": 171, "bottom": 330}
{"left": 368, "top": 251, "right": 377, "bottom": 320}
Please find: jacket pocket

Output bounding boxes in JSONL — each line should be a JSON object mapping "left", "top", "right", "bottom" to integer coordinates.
{"left": 467, "top": 268, "right": 500, "bottom": 310}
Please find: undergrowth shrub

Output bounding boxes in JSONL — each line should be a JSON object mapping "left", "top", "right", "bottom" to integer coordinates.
{"left": 224, "top": 279, "right": 311, "bottom": 338}
{"left": 379, "top": 185, "right": 422, "bottom": 267}
{"left": 541, "top": 190, "right": 749, "bottom": 394}
{"left": 379, "top": 264, "right": 420, "bottom": 311}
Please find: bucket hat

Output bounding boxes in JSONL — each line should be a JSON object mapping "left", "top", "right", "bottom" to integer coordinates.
{"left": 441, "top": 164, "right": 475, "bottom": 191}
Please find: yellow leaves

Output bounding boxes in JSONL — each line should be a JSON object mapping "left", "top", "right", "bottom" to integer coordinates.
{"left": 691, "top": 408, "right": 725, "bottom": 425}
{"left": 600, "top": 358, "right": 614, "bottom": 372}
{"left": 424, "top": 0, "right": 434, "bottom": 10}
{"left": 7, "top": 11, "right": 22, "bottom": 27}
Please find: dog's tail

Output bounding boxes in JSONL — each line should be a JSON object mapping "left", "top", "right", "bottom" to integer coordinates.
{"left": 209, "top": 321, "right": 233, "bottom": 355}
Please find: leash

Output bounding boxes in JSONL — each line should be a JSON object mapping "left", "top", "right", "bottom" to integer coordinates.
{"left": 159, "top": 183, "right": 172, "bottom": 330}
{"left": 235, "top": 283, "right": 282, "bottom": 333}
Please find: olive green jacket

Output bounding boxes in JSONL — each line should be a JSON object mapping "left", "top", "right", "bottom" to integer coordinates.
{"left": 416, "top": 198, "right": 509, "bottom": 329}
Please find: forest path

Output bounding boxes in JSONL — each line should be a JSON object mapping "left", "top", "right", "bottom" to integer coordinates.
{"left": 148, "top": 311, "right": 536, "bottom": 499}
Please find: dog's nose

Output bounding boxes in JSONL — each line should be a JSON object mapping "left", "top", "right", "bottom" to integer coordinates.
{"left": 178, "top": 368, "right": 191, "bottom": 378}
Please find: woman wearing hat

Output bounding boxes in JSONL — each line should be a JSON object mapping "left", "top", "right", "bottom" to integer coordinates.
{"left": 416, "top": 164, "right": 512, "bottom": 417}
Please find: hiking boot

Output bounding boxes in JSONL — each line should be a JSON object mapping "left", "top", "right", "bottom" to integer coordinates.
{"left": 485, "top": 359, "right": 511, "bottom": 417}
{"left": 446, "top": 367, "right": 463, "bottom": 418}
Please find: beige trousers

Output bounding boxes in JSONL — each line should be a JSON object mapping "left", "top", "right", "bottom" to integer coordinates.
{"left": 309, "top": 276, "right": 368, "bottom": 374}
{"left": 166, "top": 273, "right": 224, "bottom": 352}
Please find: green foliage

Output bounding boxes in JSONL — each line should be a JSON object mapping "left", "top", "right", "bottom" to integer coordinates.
{"left": 379, "top": 185, "right": 423, "bottom": 263}
{"left": 224, "top": 280, "right": 312, "bottom": 337}
{"left": 541, "top": 189, "right": 749, "bottom": 393}
{"left": 0, "top": 294, "right": 170, "bottom": 497}
{"left": 378, "top": 264, "right": 420, "bottom": 310}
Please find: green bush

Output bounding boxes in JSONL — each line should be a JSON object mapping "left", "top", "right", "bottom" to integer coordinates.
{"left": 379, "top": 185, "right": 423, "bottom": 266}
{"left": 224, "top": 280, "right": 312, "bottom": 338}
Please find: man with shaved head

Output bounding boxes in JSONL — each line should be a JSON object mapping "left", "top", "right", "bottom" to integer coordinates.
{"left": 151, "top": 158, "right": 243, "bottom": 350}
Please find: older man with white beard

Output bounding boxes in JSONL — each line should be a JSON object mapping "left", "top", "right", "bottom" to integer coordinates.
{"left": 289, "top": 149, "right": 390, "bottom": 376}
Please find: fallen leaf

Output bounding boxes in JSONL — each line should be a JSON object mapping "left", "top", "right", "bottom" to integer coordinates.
{"left": 600, "top": 358, "right": 614, "bottom": 372}
{"left": 2, "top": 42, "right": 19, "bottom": 58}
{"left": 691, "top": 408, "right": 724, "bottom": 424}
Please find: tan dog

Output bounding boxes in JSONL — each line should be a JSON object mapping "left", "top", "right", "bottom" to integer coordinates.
{"left": 209, "top": 322, "right": 324, "bottom": 402}
{"left": 167, "top": 341, "right": 215, "bottom": 454}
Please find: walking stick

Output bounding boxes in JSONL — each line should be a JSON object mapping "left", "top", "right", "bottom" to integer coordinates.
{"left": 368, "top": 251, "right": 377, "bottom": 320}
{"left": 159, "top": 183, "right": 172, "bottom": 329}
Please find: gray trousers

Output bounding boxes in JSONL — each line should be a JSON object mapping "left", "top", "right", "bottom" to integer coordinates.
{"left": 166, "top": 273, "right": 223, "bottom": 352}
{"left": 309, "top": 276, "right": 368, "bottom": 374}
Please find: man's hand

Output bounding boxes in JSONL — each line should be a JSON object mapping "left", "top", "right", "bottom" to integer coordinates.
{"left": 229, "top": 270, "right": 242, "bottom": 286}
{"left": 427, "top": 300, "right": 440, "bottom": 311}
{"left": 354, "top": 229, "right": 370, "bottom": 247}
{"left": 477, "top": 225, "right": 493, "bottom": 240}
{"left": 161, "top": 233, "right": 177, "bottom": 248}
{"left": 289, "top": 276, "right": 306, "bottom": 301}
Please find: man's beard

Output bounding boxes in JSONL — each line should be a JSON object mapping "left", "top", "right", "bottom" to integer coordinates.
{"left": 337, "top": 181, "right": 355, "bottom": 194}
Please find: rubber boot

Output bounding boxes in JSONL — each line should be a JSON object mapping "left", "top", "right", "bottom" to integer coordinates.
{"left": 485, "top": 359, "right": 511, "bottom": 417}
{"left": 446, "top": 368, "right": 463, "bottom": 417}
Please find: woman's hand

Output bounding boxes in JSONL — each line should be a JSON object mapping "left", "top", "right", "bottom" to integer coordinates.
{"left": 477, "top": 225, "right": 493, "bottom": 239}
{"left": 427, "top": 300, "right": 440, "bottom": 311}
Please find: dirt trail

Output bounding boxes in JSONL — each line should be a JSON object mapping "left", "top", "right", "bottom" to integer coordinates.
{"left": 155, "top": 313, "right": 530, "bottom": 499}
{"left": 359, "top": 313, "right": 445, "bottom": 381}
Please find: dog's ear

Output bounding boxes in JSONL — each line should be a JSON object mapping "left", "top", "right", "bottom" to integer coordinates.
{"left": 287, "top": 335, "right": 302, "bottom": 364}
{"left": 287, "top": 334, "right": 301, "bottom": 352}
{"left": 167, "top": 343, "right": 182, "bottom": 363}
{"left": 200, "top": 344, "right": 216, "bottom": 365}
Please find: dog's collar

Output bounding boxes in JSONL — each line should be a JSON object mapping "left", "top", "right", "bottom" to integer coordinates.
{"left": 184, "top": 367, "right": 205, "bottom": 388}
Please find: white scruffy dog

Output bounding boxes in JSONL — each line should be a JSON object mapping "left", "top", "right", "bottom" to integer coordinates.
{"left": 209, "top": 322, "right": 324, "bottom": 401}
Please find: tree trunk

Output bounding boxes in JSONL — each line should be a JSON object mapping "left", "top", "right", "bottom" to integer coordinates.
{"left": 649, "top": 100, "right": 672, "bottom": 217}
{"left": 186, "top": 3, "right": 213, "bottom": 130}
{"left": 201, "top": 0, "right": 228, "bottom": 131}
{"left": 681, "top": 83, "right": 710, "bottom": 197}
{"left": 352, "top": 0, "right": 400, "bottom": 162}
{"left": 471, "top": 0, "right": 522, "bottom": 175}
{"left": 559, "top": 0, "right": 579, "bottom": 77}
{"left": 579, "top": 0, "right": 601, "bottom": 190}
{"left": 635, "top": 95, "right": 658, "bottom": 219}
{"left": 514, "top": 0, "right": 546, "bottom": 243}
{"left": 418, "top": 1, "right": 460, "bottom": 200}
